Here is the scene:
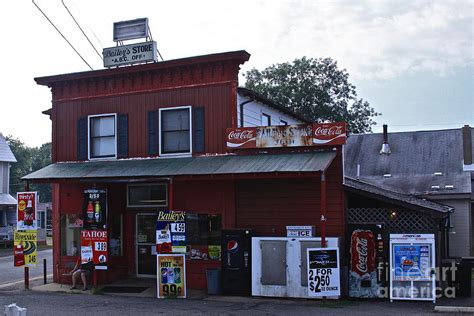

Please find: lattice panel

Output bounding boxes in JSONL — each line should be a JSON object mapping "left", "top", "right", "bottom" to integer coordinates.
{"left": 347, "top": 208, "right": 437, "bottom": 231}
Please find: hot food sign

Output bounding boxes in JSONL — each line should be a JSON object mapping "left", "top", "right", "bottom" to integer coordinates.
{"left": 226, "top": 122, "right": 346, "bottom": 149}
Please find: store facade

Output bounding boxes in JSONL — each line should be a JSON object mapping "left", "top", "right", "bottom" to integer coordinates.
{"left": 25, "top": 50, "right": 346, "bottom": 290}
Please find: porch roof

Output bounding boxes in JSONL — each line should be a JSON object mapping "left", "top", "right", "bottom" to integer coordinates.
{"left": 0, "top": 193, "right": 16, "bottom": 205}
{"left": 22, "top": 151, "right": 336, "bottom": 182}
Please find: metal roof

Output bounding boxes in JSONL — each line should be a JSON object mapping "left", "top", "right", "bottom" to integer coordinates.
{"left": 0, "top": 193, "right": 16, "bottom": 205}
{"left": 23, "top": 151, "right": 336, "bottom": 181}
{"left": 344, "top": 128, "right": 471, "bottom": 195}
{"left": 344, "top": 177, "right": 452, "bottom": 215}
{"left": 0, "top": 134, "right": 16, "bottom": 163}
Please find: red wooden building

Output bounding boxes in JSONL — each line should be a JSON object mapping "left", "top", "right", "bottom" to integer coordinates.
{"left": 25, "top": 50, "right": 345, "bottom": 289}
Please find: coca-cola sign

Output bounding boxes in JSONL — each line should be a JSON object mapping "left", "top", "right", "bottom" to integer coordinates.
{"left": 226, "top": 128, "right": 256, "bottom": 148}
{"left": 350, "top": 230, "right": 376, "bottom": 277}
{"left": 226, "top": 122, "right": 346, "bottom": 149}
{"left": 313, "top": 122, "right": 346, "bottom": 145}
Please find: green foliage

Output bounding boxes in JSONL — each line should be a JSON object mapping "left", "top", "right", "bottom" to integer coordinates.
{"left": 5, "top": 136, "right": 51, "bottom": 202}
{"left": 243, "top": 57, "right": 380, "bottom": 133}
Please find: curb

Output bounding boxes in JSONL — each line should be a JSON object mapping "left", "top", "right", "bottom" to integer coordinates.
{"left": 434, "top": 306, "right": 474, "bottom": 313}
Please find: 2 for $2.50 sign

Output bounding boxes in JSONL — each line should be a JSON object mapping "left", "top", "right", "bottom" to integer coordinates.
{"left": 307, "top": 247, "right": 340, "bottom": 297}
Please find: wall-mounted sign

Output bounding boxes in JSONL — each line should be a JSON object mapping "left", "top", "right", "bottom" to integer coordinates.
{"left": 14, "top": 230, "right": 37, "bottom": 267}
{"left": 156, "top": 211, "right": 186, "bottom": 254}
{"left": 226, "top": 122, "right": 346, "bottom": 149}
{"left": 307, "top": 247, "right": 341, "bottom": 297}
{"left": 16, "top": 192, "right": 38, "bottom": 231}
{"left": 81, "top": 230, "right": 108, "bottom": 270}
{"left": 83, "top": 189, "right": 107, "bottom": 230}
{"left": 157, "top": 254, "right": 186, "bottom": 299}
{"left": 103, "top": 41, "right": 157, "bottom": 68}
{"left": 286, "top": 226, "right": 315, "bottom": 238}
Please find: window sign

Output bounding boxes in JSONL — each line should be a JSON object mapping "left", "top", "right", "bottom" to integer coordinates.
{"left": 159, "top": 107, "right": 191, "bottom": 155}
{"left": 307, "top": 247, "right": 341, "bottom": 297}
{"left": 156, "top": 210, "right": 186, "bottom": 254}
{"left": 83, "top": 189, "right": 107, "bottom": 230}
{"left": 89, "top": 114, "right": 116, "bottom": 159}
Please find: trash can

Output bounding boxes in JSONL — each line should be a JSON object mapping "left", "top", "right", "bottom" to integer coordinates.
{"left": 456, "top": 258, "right": 473, "bottom": 298}
{"left": 206, "top": 268, "right": 221, "bottom": 295}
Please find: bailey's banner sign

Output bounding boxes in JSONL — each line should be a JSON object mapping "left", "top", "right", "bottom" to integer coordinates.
{"left": 226, "top": 122, "right": 346, "bottom": 149}
{"left": 103, "top": 41, "right": 157, "bottom": 68}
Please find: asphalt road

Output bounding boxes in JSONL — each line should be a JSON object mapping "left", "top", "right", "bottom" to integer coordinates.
{"left": 0, "top": 249, "right": 52, "bottom": 285}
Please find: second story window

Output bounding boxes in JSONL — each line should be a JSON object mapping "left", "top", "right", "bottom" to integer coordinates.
{"left": 159, "top": 106, "right": 192, "bottom": 155}
{"left": 89, "top": 114, "right": 117, "bottom": 159}
{"left": 262, "top": 113, "right": 271, "bottom": 126}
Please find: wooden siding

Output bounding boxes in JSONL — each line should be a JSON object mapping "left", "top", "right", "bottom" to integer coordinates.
{"left": 235, "top": 158, "right": 344, "bottom": 237}
{"left": 52, "top": 84, "right": 233, "bottom": 162}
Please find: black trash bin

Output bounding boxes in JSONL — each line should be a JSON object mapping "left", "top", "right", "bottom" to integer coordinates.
{"left": 456, "top": 258, "right": 473, "bottom": 298}
{"left": 206, "top": 268, "right": 221, "bottom": 295}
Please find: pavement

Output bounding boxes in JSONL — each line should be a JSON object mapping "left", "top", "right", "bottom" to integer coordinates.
{"left": 0, "top": 277, "right": 472, "bottom": 315}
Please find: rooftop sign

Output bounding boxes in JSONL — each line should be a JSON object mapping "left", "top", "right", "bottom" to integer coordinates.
{"left": 226, "top": 122, "right": 346, "bottom": 149}
{"left": 103, "top": 41, "right": 157, "bottom": 68}
{"left": 113, "top": 18, "right": 149, "bottom": 42}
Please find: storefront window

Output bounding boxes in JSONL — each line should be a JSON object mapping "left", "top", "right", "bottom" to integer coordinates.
{"left": 60, "top": 214, "right": 82, "bottom": 256}
{"left": 110, "top": 214, "right": 123, "bottom": 256}
{"left": 127, "top": 183, "right": 167, "bottom": 207}
{"left": 186, "top": 214, "right": 221, "bottom": 260}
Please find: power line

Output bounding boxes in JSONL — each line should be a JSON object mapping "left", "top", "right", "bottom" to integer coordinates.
{"left": 61, "top": 0, "right": 103, "bottom": 62}
{"left": 32, "top": 0, "right": 93, "bottom": 70}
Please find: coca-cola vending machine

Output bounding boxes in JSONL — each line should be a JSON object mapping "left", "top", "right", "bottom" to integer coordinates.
{"left": 347, "top": 224, "right": 386, "bottom": 298}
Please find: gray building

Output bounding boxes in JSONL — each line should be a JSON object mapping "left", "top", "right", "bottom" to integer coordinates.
{"left": 344, "top": 125, "right": 473, "bottom": 258}
{"left": 0, "top": 133, "right": 17, "bottom": 241}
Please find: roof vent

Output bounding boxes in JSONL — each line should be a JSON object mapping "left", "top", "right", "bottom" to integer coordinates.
{"left": 380, "top": 124, "right": 391, "bottom": 155}
{"left": 383, "top": 174, "right": 392, "bottom": 178}
{"left": 434, "top": 172, "right": 443, "bottom": 176}
{"left": 444, "top": 185, "right": 454, "bottom": 190}
{"left": 431, "top": 185, "right": 440, "bottom": 190}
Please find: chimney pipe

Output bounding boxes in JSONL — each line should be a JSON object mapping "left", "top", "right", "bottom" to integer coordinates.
{"left": 380, "top": 124, "right": 391, "bottom": 154}
{"left": 462, "top": 125, "right": 472, "bottom": 165}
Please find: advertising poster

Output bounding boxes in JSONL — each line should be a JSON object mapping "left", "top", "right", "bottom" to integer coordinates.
{"left": 80, "top": 230, "right": 108, "bottom": 270}
{"left": 348, "top": 225, "right": 382, "bottom": 298}
{"left": 14, "top": 231, "right": 37, "bottom": 267}
{"left": 156, "top": 211, "right": 186, "bottom": 254}
{"left": 307, "top": 247, "right": 340, "bottom": 297}
{"left": 393, "top": 245, "right": 431, "bottom": 281}
{"left": 16, "top": 192, "right": 38, "bottom": 230}
{"left": 157, "top": 254, "right": 186, "bottom": 298}
{"left": 83, "top": 189, "right": 107, "bottom": 230}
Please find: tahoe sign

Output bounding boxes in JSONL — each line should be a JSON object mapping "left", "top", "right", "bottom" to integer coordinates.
{"left": 103, "top": 41, "right": 157, "bottom": 68}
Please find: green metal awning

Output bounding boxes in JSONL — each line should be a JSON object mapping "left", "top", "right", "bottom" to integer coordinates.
{"left": 22, "top": 151, "right": 336, "bottom": 182}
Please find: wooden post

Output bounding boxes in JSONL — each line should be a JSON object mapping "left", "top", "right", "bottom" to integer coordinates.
{"left": 43, "top": 259, "right": 47, "bottom": 284}
{"left": 320, "top": 171, "right": 327, "bottom": 248}
{"left": 24, "top": 267, "right": 29, "bottom": 289}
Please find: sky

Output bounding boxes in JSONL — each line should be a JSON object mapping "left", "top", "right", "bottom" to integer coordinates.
{"left": 0, "top": 0, "right": 472, "bottom": 147}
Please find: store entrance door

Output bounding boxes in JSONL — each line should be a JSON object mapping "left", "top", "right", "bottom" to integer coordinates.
{"left": 136, "top": 213, "right": 157, "bottom": 278}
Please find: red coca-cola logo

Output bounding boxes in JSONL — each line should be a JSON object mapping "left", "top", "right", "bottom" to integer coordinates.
{"left": 228, "top": 130, "right": 255, "bottom": 140}
{"left": 314, "top": 125, "right": 343, "bottom": 136}
{"left": 350, "top": 230, "right": 375, "bottom": 276}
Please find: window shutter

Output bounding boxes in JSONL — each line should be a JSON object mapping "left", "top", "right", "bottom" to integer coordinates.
{"left": 77, "top": 117, "right": 88, "bottom": 160}
{"left": 117, "top": 114, "right": 128, "bottom": 158}
{"left": 193, "top": 107, "right": 205, "bottom": 153}
{"left": 148, "top": 110, "right": 159, "bottom": 155}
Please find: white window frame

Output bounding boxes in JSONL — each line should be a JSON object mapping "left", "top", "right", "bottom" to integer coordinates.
{"left": 126, "top": 183, "right": 168, "bottom": 208}
{"left": 88, "top": 113, "right": 117, "bottom": 160}
{"left": 159, "top": 106, "right": 192, "bottom": 157}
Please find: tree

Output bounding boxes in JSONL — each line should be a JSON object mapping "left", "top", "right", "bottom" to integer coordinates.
{"left": 6, "top": 136, "right": 51, "bottom": 202}
{"left": 243, "top": 57, "right": 380, "bottom": 133}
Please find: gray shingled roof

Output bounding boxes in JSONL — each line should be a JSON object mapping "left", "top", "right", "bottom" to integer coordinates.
{"left": 344, "top": 128, "right": 472, "bottom": 195}
{"left": 23, "top": 151, "right": 336, "bottom": 181}
{"left": 0, "top": 134, "right": 16, "bottom": 163}
{"left": 344, "top": 177, "right": 453, "bottom": 215}
{"left": 0, "top": 193, "right": 16, "bottom": 205}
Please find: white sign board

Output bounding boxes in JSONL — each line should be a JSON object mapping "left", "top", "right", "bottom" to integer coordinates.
{"left": 286, "top": 225, "right": 315, "bottom": 238}
{"left": 307, "top": 247, "right": 340, "bottom": 297}
{"left": 389, "top": 234, "right": 436, "bottom": 302}
{"left": 103, "top": 41, "right": 157, "bottom": 68}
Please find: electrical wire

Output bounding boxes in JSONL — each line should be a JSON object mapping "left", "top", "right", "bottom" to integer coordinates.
{"left": 61, "top": 0, "right": 103, "bottom": 62}
{"left": 32, "top": 0, "right": 93, "bottom": 70}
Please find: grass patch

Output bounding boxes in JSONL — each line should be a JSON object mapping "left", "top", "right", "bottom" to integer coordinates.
{"left": 91, "top": 287, "right": 104, "bottom": 295}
